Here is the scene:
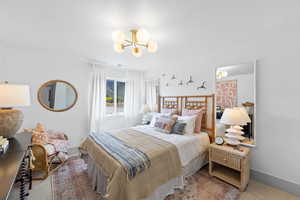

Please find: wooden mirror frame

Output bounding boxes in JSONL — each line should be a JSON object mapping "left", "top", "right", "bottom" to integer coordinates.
{"left": 37, "top": 80, "right": 78, "bottom": 112}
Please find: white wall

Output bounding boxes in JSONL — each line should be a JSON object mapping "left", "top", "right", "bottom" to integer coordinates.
{"left": 0, "top": 45, "right": 143, "bottom": 147}
{"left": 146, "top": 6, "right": 300, "bottom": 187}
{"left": 0, "top": 45, "right": 90, "bottom": 147}
{"left": 151, "top": 57, "right": 300, "bottom": 187}
{"left": 1, "top": 0, "right": 300, "bottom": 189}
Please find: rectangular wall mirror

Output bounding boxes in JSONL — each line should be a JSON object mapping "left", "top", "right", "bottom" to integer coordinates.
{"left": 215, "top": 61, "right": 256, "bottom": 147}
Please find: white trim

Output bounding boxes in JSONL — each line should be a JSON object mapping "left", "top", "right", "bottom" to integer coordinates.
{"left": 105, "top": 78, "right": 125, "bottom": 117}
{"left": 251, "top": 169, "right": 300, "bottom": 197}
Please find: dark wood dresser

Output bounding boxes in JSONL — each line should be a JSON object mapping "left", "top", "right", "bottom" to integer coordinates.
{"left": 0, "top": 133, "right": 32, "bottom": 200}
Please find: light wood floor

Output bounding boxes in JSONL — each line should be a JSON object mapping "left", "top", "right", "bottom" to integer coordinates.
{"left": 9, "top": 176, "right": 300, "bottom": 200}
{"left": 8, "top": 149, "right": 300, "bottom": 200}
{"left": 240, "top": 180, "right": 300, "bottom": 200}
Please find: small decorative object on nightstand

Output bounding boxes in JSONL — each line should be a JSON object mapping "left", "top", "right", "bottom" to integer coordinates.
{"left": 215, "top": 136, "right": 224, "bottom": 145}
{"left": 209, "top": 143, "right": 251, "bottom": 191}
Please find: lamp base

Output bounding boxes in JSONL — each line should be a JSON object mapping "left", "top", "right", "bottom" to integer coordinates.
{"left": 0, "top": 109, "right": 24, "bottom": 138}
{"left": 224, "top": 137, "right": 240, "bottom": 146}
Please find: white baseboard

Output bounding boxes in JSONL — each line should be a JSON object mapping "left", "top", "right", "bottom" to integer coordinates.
{"left": 251, "top": 170, "right": 300, "bottom": 197}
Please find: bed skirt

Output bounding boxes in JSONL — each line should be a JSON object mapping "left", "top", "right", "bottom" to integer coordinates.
{"left": 85, "top": 152, "right": 208, "bottom": 200}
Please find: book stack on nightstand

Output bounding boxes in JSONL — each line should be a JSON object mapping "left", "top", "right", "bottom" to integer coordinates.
{"left": 209, "top": 143, "right": 251, "bottom": 191}
{"left": 0, "top": 136, "right": 9, "bottom": 154}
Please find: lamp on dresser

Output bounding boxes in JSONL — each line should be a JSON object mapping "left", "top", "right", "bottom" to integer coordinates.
{"left": 0, "top": 82, "right": 31, "bottom": 138}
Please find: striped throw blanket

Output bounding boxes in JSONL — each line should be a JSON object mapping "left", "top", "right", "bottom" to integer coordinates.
{"left": 89, "top": 131, "right": 151, "bottom": 179}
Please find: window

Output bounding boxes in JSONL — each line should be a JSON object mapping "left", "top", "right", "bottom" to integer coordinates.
{"left": 106, "top": 79, "right": 125, "bottom": 115}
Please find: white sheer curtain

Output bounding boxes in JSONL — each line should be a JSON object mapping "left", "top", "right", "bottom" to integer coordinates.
{"left": 145, "top": 80, "right": 158, "bottom": 111}
{"left": 89, "top": 65, "right": 106, "bottom": 133}
{"left": 124, "top": 70, "right": 145, "bottom": 119}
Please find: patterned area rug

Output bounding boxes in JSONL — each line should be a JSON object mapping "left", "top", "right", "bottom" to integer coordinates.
{"left": 52, "top": 157, "right": 240, "bottom": 200}
{"left": 52, "top": 157, "right": 101, "bottom": 200}
{"left": 165, "top": 170, "right": 240, "bottom": 200}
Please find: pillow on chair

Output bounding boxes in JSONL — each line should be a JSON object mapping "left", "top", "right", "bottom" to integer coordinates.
{"left": 47, "top": 130, "right": 66, "bottom": 140}
{"left": 32, "top": 131, "right": 49, "bottom": 145}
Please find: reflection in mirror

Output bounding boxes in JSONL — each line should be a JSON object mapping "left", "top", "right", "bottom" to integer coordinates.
{"left": 38, "top": 80, "right": 78, "bottom": 112}
{"left": 215, "top": 61, "right": 256, "bottom": 147}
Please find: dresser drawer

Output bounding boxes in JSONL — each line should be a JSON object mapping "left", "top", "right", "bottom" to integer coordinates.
{"left": 210, "top": 148, "right": 241, "bottom": 171}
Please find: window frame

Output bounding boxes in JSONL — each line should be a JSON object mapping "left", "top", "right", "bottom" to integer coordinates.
{"left": 105, "top": 78, "right": 126, "bottom": 117}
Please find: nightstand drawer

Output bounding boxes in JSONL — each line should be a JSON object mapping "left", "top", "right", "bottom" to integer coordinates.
{"left": 209, "top": 144, "right": 251, "bottom": 191}
{"left": 210, "top": 148, "right": 241, "bottom": 171}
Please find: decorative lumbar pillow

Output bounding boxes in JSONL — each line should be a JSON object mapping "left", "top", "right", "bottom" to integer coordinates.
{"left": 171, "top": 122, "right": 187, "bottom": 135}
{"left": 154, "top": 116, "right": 177, "bottom": 133}
{"left": 182, "top": 108, "right": 205, "bottom": 133}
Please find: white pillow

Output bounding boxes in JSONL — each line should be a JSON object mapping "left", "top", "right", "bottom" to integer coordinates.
{"left": 149, "top": 112, "right": 171, "bottom": 127}
{"left": 177, "top": 115, "right": 197, "bottom": 135}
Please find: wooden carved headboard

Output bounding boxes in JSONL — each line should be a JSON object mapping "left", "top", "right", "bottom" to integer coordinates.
{"left": 158, "top": 95, "right": 215, "bottom": 143}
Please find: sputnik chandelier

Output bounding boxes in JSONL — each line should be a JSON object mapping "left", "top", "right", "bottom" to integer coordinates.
{"left": 112, "top": 29, "right": 158, "bottom": 57}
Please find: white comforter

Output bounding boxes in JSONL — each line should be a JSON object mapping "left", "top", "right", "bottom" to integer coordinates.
{"left": 132, "top": 125, "right": 210, "bottom": 167}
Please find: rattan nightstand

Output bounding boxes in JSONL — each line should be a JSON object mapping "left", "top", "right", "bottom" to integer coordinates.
{"left": 209, "top": 143, "right": 251, "bottom": 191}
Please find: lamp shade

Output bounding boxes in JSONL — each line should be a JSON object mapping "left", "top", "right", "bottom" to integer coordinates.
{"left": 236, "top": 107, "right": 251, "bottom": 125}
{"left": 112, "top": 31, "right": 125, "bottom": 43}
{"left": 132, "top": 47, "right": 142, "bottom": 57}
{"left": 141, "top": 104, "right": 151, "bottom": 113}
{"left": 114, "top": 43, "right": 124, "bottom": 53}
{"left": 220, "top": 107, "right": 251, "bottom": 125}
{"left": 152, "top": 104, "right": 159, "bottom": 112}
{"left": 136, "top": 29, "right": 150, "bottom": 43}
{"left": 0, "top": 84, "right": 31, "bottom": 107}
{"left": 147, "top": 40, "right": 158, "bottom": 53}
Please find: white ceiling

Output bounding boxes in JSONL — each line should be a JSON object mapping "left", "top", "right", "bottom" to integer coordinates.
{"left": 1, "top": 0, "right": 299, "bottom": 73}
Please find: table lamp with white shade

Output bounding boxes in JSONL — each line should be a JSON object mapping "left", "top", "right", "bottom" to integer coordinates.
{"left": 141, "top": 104, "right": 152, "bottom": 125}
{"left": 0, "top": 82, "right": 31, "bottom": 138}
{"left": 220, "top": 107, "right": 251, "bottom": 145}
{"left": 141, "top": 104, "right": 151, "bottom": 113}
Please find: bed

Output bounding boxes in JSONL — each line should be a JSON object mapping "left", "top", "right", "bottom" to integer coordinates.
{"left": 80, "top": 95, "right": 215, "bottom": 200}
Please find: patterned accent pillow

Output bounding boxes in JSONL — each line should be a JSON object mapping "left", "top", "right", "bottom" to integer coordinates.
{"left": 171, "top": 122, "right": 187, "bottom": 135}
{"left": 150, "top": 112, "right": 170, "bottom": 127}
{"left": 47, "top": 130, "right": 66, "bottom": 140}
{"left": 182, "top": 108, "right": 205, "bottom": 133}
{"left": 154, "top": 116, "right": 177, "bottom": 133}
{"left": 32, "top": 131, "right": 49, "bottom": 145}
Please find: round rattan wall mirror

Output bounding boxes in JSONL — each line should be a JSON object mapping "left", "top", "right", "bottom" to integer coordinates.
{"left": 38, "top": 80, "right": 78, "bottom": 112}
